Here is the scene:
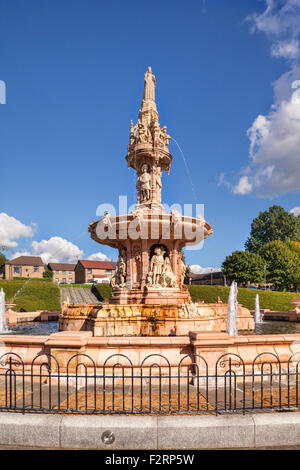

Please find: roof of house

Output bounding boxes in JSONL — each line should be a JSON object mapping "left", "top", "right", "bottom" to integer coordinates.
{"left": 48, "top": 263, "right": 76, "bottom": 271}
{"left": 77, "top": 259, "right": 115, "bottom": 270}
{"left": 6, "top": 256, "right": 44, "bottom": 266}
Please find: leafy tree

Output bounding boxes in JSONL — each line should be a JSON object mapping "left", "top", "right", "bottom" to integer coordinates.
{"left": 0, "top": 252, "right": 8, "bottom": 267}
{"left": 222, "top": 251, "right": 264, "bottom": 284}
{"left": 245, "top": 205, "right": 300, "bottom": 253}
{"left": 43, "top": 269, "right": 53, "bottom": 280}
{"left": 259, "top": 240, "right": 300, "bottom": 291}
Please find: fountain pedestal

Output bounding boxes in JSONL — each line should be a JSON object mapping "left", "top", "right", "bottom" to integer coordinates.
{"left": 59, "top": 301, "right": 254, "bottom": 336}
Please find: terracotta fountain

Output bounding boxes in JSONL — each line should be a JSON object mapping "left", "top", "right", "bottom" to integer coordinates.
{"left": 59, "top": 67, "right": 254, "bottom": 336}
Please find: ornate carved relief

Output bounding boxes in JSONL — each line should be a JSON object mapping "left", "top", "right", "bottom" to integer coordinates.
{"left": 147, "top": 245, "right": 177, "bottom": 289}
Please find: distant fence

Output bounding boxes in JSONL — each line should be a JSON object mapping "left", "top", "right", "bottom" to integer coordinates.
{"left": 1, "top": 351, "right": 300, "bottom": 414}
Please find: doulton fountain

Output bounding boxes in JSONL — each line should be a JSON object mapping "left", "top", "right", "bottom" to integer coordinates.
{"left": 59, "top": 67, "right": 254, "bottom": 337}
{"left": 1, "top": 68, "right": 298, "bottom": 376}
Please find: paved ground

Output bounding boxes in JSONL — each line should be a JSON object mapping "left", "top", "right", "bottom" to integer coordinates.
{"left": 1, "top": 411, "right": 300, "bottom": 449}
{"left": 60, "top": 287, "right": 101, "bottom": 305}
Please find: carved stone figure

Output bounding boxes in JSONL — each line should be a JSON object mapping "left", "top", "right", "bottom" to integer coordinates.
{"left": 161, "top": 126, "right": 171, "bottom": 147}
{"left": 179, "top": 301, "right": 199, "bottom": 318}
{"left": 129, "top": 120, "right": 135, "bottom": 145}
{"left": 151, "top": 120, "right": 161, "bottom": 146}
{"left": 143, "top": 66, "right": 156, "bottom": 102}
{"left": 181, "top": 259, "right": 186, "bottom": 286}
{"left": 137, "top": 121, "right": 150, "bottom": 144}
{"left": 171, "top": 210, "right": 182, "bottom": 229}
{"left": 153, "top": 166, "right": 162, "bottom": 201}
{"left": 110, "top": 274, "right": 117, "bottom": 289}
{"left": 150, "top": 246, "right": 165, "bottom": 287}
{"left": 118, "top": 256, "right": 126, "bottom": 287}
{"left": 146, "top": 270, "right": 153, "bottom": 287}
{"left": 110, "top": 254, "right": 126, "bottom": 289}
{"left": 102, "top": 211, "right": 112, "bottom": 229}
{"left": 134, "top": 207, "right": 144, "bottom": 227}
{"left": 137, "top": 164, "right": 151, "bottom": 203}
{"left": 162, "top": 257, "right": 177, "bottom": 288}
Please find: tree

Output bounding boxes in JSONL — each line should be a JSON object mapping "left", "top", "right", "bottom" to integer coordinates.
{"left": 43, "top": 269, "right": 53, "bottom": 280}
{"left": 222, "top": 251, "right": 264, "bottom": 285}
{"left": 0, "top": 252, "right": 8, "bottom": 267}
{"left": 259, "top": 240, "right": 300, "bottom": 291}
{"left": 245, "top": 205, "right": 300, "bottom": 253}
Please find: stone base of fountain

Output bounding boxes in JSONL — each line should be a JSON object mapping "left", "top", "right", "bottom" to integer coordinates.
{"left": 59, "top": 302, "right": 254, "bottom": 336}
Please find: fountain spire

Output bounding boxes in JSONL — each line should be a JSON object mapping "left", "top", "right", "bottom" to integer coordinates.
{"left": 126, "top": 67, "right": 172, "bottom": 207}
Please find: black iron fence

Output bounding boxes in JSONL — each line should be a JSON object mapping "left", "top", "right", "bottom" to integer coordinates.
{"left": 1, "top": 351, "right": 300, "bottom": 414}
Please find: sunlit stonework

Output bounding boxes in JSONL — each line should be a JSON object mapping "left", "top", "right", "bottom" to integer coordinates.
{"left": 59, "top": 67, "right": 253, "bottom": 336}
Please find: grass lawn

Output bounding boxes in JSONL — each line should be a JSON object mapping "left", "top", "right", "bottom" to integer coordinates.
{"left": 1, "top": 280, "right": 296, "bottom": 312}
{"left": 0, "top": 279, "right": 60, "bottom": 312}
{"left": 0, "top": 280, "right": 27, "bottom": 301}
{"left": 188, "top": 285, "right": 296, "bottom": 311}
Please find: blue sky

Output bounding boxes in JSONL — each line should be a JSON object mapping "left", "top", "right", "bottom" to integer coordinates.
{"left": 1, "top": 0, "right": 300, "bottom": 271}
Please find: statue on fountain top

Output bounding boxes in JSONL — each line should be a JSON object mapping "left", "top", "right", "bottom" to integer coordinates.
{"left": 142, "top": 66, "right": 156, "bottom": 103}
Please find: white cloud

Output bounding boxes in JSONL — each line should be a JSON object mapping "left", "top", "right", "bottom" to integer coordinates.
{"left": 12, "top": 250, "right": 32, "bottom": 258}
{"left": 233, "top": 176, "right": 253, "bottom": 195}
{"left": 190, "top": 265, "right": 221, "bottom": 275}
{"left": 290, "top": 206, "right": 300, "bottom": 216}
{"left": 247, "top": 0, "right": 300, "bottom": 50}
{"left": 0, "top": 213, "right": 36, "bottom": 249}
{"left": 271, "top": 39, "right": 300, "bottom": 59}
{"left": 88, "top": 252, "right": 111, "bottom": 261}
{"left": 237, "top": 82, "right": 300, "bottom": 196}
{"left": 222, "top": 1, "right": 300, "bottom": 197}
{"left": 12, "top": 236, "right": 84, "bottom": 264}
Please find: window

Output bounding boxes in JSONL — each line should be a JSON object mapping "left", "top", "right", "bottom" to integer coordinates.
{"left": 69, "top": 271, "right": 73, "bottom": 275}
{"left": 13, "top": 266, "right": 20, "bottom": 274}
{"left": 69, "top": 278, "right": 72, "bottom": 283}
{"left": 62, "top": 271, "right": 66, "bottom": 274}
{"left": 106, "top": 270, "right": 112, "bottom": 274}
{"left": 56, "top": 278, "right": 59, "bottom": 282}
{"left": 34, "top": 267, "right": 39, "bottom": 272}
{"left": 62, "top": 278, "right": 66, "bottom": 283}
{"left": 88, "top": 269, "right": 92, "bottom": 274}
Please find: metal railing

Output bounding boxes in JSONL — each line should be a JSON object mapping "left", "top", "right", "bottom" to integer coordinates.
{"left": 1, "top": 351, "right": 300, "bottom": 414}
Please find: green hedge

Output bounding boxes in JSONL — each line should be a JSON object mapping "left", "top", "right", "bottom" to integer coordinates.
{"left": 187, "top": 285, "right": 296, "bottom": 311}
{"left": 0, "top": 279, "right": 60, "bottom": 312}
{"left": 93, "top": 284, "right": 112, "bottom": 301}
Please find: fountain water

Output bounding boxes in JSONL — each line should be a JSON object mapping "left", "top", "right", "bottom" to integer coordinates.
{"left": 0, "top": 288, "right": 8, "bottom": 333}
{"left": 227, "top": 281, "right": 238, "bottom": 336}
{"left": 254, "top": 293, "right": 262, "bottom": 324}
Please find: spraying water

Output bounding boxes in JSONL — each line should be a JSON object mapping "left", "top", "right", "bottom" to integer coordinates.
{"left": 170, "top": 138, "right": 198, "bottom": 205}
{"left": 254, "top": 294, "right": 262, "bottom": 324}
{"left": 11, "top": 278, "right": 31, "bottom": 302}
{"left": 0, "top": 288, "right": 8, "bottom": 333}
{"left": 227, "top": 281, "right": 238, "bottom": 336}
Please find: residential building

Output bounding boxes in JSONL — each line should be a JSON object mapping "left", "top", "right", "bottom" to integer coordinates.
{"left": 74, "top": 260, "right": 116, "bottom": 284}
{"left": 48, "top": 263, "right": 76, "bottom": 284}
{"left": 188, "top": 271, "right": 226, "bottom": 286}
{"left": 4, "top": 256, "right": 45, "bottom": 280}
